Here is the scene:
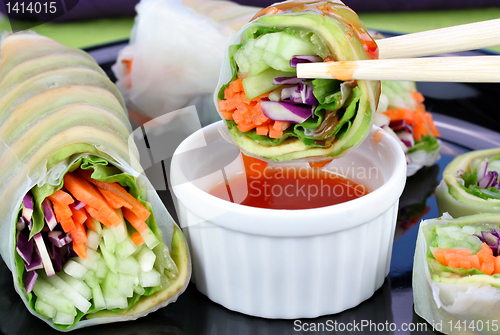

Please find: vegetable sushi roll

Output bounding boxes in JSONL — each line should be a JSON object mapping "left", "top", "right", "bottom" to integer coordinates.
{"left": 374, "top": 80, "right": 441, "bottom": 176}
{"left": 215, "top": 0, "right": 380, "bottom": 162}
{"left": 435, "top": 148, "right": 500, "bottom": 217}
{"left": 413, "top": 213, "right": 500, "bottom": 335}
{"left": 0, "top": 32, "right": 190, "bottom": 331}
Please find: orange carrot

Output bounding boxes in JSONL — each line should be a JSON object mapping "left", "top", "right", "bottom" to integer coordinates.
{"left": 433, "top": 249, "right": 447, "bottom": 265}
{"left": 73, "top": 241, "right": 87, "bottom": 260}
{"left": 70, "top": 206, "right": 87, "bottom": 225}
{"left": 70, "top": 221, "right": 87, "bottom": 244}
{"left": 123, "top": 59, "right": 132, "bottom": 75}
{"left": 477, "top": 243, "right": 496, "bottom": 264}
{"left": 269, "top": 121, "right": 291, "bottom": 139}
{"left": 64, "top": 172, "right": 121, "bottom": 227}
{"left": 77, "top": 170, "right": 150, "bottom": 222}
{"left": 52, "top": 201, "right": 73, "bottom": 222}
{"left": 122, "top": 207, "right": 147, "bottom": 233}
{"left": 494, "top": 256, "right": 500, "bottom": 275}
{"left": 218, "top": 78, "right": 290, "bottom": 137}
{"left": 434, "top": 243, "right": 500, "bottom": 274}
{"left": 412, "top": 91, "right": 425, "bottom": 103}
{"left": 481, "top": 262, "right": 495, "bottom": 275}
{"left": 59, "top": 216, "right": 76, "bottom": 233}
{"left": 48, "top": 190, "right": 74, "bottom": 206}
{"left": 383, "top": 101, "right": 440, "bottom": 142}
{"left": 84, "top": 216, "right": 99, "bottom": 233}
{"left": 85, "top": 206, "right": 114, "bottom": 228}
{"left": 98, "top": 187, "right": 133, "bottom": 209}
{"left": 470, "top": 254, "right": 481, "bottom": 270}
{"left": 131, "top": 232, "right": 144, "bottom": 246}
{"left": 256, "top": 124, "right": 269, "bottom": 136}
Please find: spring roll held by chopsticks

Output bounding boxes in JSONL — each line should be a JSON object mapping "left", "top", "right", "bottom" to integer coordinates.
{"left": 0, "top": 32, "right": 190, "bottom": 331}
{"left": 215, "top": 0, "right": 380, "bottom": 162}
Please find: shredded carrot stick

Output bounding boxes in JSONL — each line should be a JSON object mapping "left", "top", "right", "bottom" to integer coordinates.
{"left": 77, "top": 170, "right": 150, "bottom": 222}
{"left": 269, "top": 121, "right": 291, "bottom": 139}
{"left": 51, "top": 201, "right": 73, "bottom": 222}
{"left": 131, "top": 232, "right": 144, "bottom": 246}
{"left": 411, "top": 91, "right": 425, "bottom": 103}
{"left": 383, "top": 102, "right": 440, "bottom": 142}
{"left": 123, "top": 59, "right": 132, "bottom": 75}
{"left": 73, "top": 241, "right": 87, "bottom": 260}
{"left": 434, "top": 243, "right": 500, "bottom": 274}
{"left": 48, "top": 190, "right": 74, "bottom": 206}
{"left": 98, "top": 187, "right": 133, "bottom": 210}
{"left": 70, "top": 206, "right": 87, "bottom": 225}
{"left": 85, "top": 205, "right": 115, "bottom": 228}
{"left": 84, "top": 216, "right": 100, "bottom": 233}
{"left": 64, "top": 172, "right": 121, "bottom": 227}
{"left": 70, "top": 221, "right": 87, "bottom": 244}
{"left": 122, "top": 207, "right": 148, "bottom": 233}
{"left": 59, "top": 216, "right": 76, "bottom": 233}
{"left": 218, "top": 78, "right": 290, "bottom": 138}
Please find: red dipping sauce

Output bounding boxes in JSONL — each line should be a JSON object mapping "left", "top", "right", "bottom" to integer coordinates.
{"left": 209, "top": 155, "right": 369, "bottom": 210}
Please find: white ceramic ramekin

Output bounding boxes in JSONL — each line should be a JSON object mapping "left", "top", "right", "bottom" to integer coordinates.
{"left": 170, "top": 121, "right": 406, "bottom": 319}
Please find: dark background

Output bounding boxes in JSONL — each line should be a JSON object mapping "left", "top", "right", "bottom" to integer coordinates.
{"left": 2, "top": 0, "right": 500, "bottom": 21}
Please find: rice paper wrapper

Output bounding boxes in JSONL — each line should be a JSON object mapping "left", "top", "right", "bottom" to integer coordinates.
{"left": 0, "top": 32, "right": 190, "bottom": 331}
{"left": 413, "top": 213, "right": 500, "bottom": 335}
{"left": 112, "top": 0, "right": 258, "bottom": 123}
{"left": 435, "top": 148, "right": 500, "bottom": 217}
{"left": 214, "top": 1, "right": 380, "bottom": 163}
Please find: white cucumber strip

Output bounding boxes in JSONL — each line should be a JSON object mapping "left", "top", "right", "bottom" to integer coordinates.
{"left": 99, "top": 241, "right": 118, "bottom": 273}
{"left": 35, "top": 299, "right": 56, "bottom": 318}
{"left": 102, "top": 272, "right": 120, "bottom": 299}
{"left": 136, "top": 247, "right": 156, "bottom": 272}
{"left": 104, "top": 296, "right": 128, "bottom": 310}
{"left": 63, "top": 259, "right": 88, "bottom": 280}
{"left": 59, "top": 272, "right": 92, "bottom": 300}
{"left": 95, "top": 257, "right": 109, "bottom": 280}
{"left": 102, "top": 227, "right": 117, "bottom": 254}
{"left": 53, "top": 311, "right": 75, "bottom": 325}
{"left": 139, "top": 269, "right": 160, "bottom": 287}
{"left": 75, "top": 248, "right": 101, "bottom": 271}
{"left": 113, "top": 209, "right": 128, "bottom": 243}
{"left": 92, "top": 285, "right": 106, "bottom": 311}
{"left": 32, "top": 276, "right": 77, "bottom": 316}
{"left": 118, "top": 273, "right": 135, "bottom": 298}
{"left": 84, "top": 270, "right": 99, "bottom": 289}
{"left": 139, "top": 226, "right": 159, "bottom": 249}
{"left": 117, "top": 256, "right": 140, "bottom": 276}
{"left": 86, "top": 230, "right": 101, "bottom": 251}
{"left": 116, "top": 237, "right": 137, "bottom": 259}
{"left": 43, "top": 273, "right": 91, "bottom": 313}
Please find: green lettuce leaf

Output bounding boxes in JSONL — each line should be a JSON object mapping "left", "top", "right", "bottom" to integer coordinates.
{"left": 461, "top": 184, "right": 500, "bottom": 200}
{"left": 462, "top": 171, "right": 478, "bottom": 187}
{"left": 408, "top": 135, "right": 439, "bottom": 154}
{"left": 217, "top": 44, "right": 242, "bottom": 101}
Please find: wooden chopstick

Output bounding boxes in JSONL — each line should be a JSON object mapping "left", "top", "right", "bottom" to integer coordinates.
{"left": 296, "top": 56, "right": 500, "bottom": 82}
{"left": 377, "top": 19, "right": 500, "bottom": 59}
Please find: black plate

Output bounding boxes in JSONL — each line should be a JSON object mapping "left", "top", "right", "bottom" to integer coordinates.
{"left": 1, "top": 47, "right": 500, "bottom": 335}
